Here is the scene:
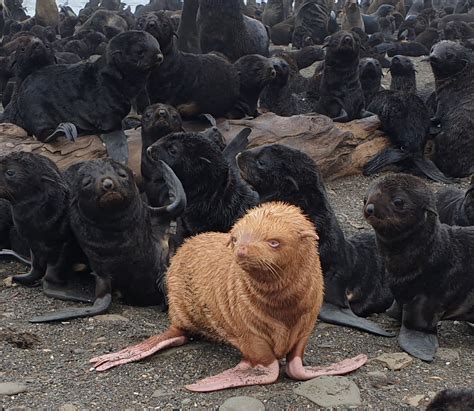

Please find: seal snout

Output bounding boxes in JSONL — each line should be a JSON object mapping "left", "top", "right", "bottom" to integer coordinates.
{"left": 102, "top": 178, "right": 114, "bottom": 191}
{"left": 236, "top": 245, "right": 248, "bottom": 258}
{"left": 364, "top": 203, "right": 375, "bottom": 218}
{"left": 342, "top": 35, "right": 354, "bottom": 47}
{"left": 156, "top": 53, "right": 164, "bottom": 64}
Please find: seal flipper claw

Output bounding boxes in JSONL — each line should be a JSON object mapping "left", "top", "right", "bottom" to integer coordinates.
{"left": 398, "top": 324, "right": 438, "bottom": 362}
{"left": 285, "top": 354, "right": 368, "bottom": 380}
{"left": 100, "top": 130, "right": 129, "bottom": 165}
{"left": 319, "top": 303, "right": 396, "bottom": 337}
{"left": 44, "top": 122, "right": 78, "bottom": 143}
{"left": 185, "top": 360, "right": 279, "bottom": 392}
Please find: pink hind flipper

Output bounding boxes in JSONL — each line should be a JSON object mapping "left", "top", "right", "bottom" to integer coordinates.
{"left": 285, "top": 354, "right": 368, "bottom": 380}
{"left": 89, "top": 328, "right": 188, "bottom": 372}
{"left": 185, "top": 359, "right": 280, "bottom": 392}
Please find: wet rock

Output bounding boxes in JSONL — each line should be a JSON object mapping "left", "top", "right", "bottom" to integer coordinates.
{"left": 94, "top": 314, "right": 129, "bottom": 322}
{"left": 437, "top": 348, "right": 460, "bottom": 363}
{"left": 0, "top": 382, "right": 27, "bottom": 395}
{"left": 294, "top": 376, "right": 362, "bottom": 407}
{"left": 374, "top": 353, "right": 413, "bottom": 370}
{"left": 367, "top": 371, "right": 394, "bottom": 388}
{"left": 404, "top": 394, "right": 424, "bottom": 407}
{"left": 219, "top": 396, "right": 266, "bottom": 411}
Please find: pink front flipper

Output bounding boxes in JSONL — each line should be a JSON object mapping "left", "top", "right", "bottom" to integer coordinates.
{"left": 89, "top": 334, "right": 188, "bottom": 372}
{"left": 286, "top": 354, "right": 368, "bottom": 380}
{"left": 185, "top": 359, "right": 280, "bottom": 392}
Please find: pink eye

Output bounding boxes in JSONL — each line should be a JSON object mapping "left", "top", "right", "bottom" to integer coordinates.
{"left": 268, "top": 240, "right": 280, "bottom": 248}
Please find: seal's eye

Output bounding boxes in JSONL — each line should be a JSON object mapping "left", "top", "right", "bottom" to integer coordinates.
{"left": 5, "top": 169, "right": 15, "bottom": 177}
{"left": 117, "top": 170, "right": 128, "bottom": 179}
{"left": 168, "top": 145, "right": 177, "bottom": 156}
{"left": 82, "top": 176, "right": 92, "bottom": 187}
{"left": 256, "top": 158, "right": 265, "bottom": 168}
{"left": 393, "top": 198, "right": 404, "bottom": 209}
{"left": 268, "top": 240, "right": 280, "bottom": 248}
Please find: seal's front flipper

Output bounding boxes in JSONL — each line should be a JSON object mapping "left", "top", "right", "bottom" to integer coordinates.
{"left": 223, "top": 128, "right": 252, "bottom": 164}
{"left": 398, "top": 324, "right": 438, "bottom": 362}
{"left": 44, "top": 122, "right": 78, "bottom": 143}
{"left": 200, "top": 113, "right": 217, "bottom": 127}
{"left": 286, "top": 354, "right": 367, "bottom": 380}
{"left": 100, "top": 130, "right": 129, "bottom": 165}
{"left": 185, "top": 359, "right": 279, "bottom": 392}
{"left": 0, "top": 249, "right": 31, "bottom": 265}
{"left": 363, "top": 148, "right": 409, "bottom": 176}
{"left": 332, "top": 108, "right": 349, "bottom": 123}
{"left": 12, "top": 251, "right": 45, "bottom": 286}
{"left": 413, "top": 157, "right": 456, "bottom": 184}
{"left": 360, "top": 109, "right": 375, "bottom": 118}
{"left": 28, "top": 293, "right": 112, "bottom": 323}
{"left": 386, "top": 300, "right": 403, "bottom": 321}
{"left": 90, "top": 327, "right": 188, "bottom": 372}
{"left": 319, "top": 302, "right": 396, "bottom": 337}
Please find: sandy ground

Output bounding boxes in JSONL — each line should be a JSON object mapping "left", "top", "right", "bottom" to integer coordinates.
{"left": 1, "top": 58, "right": 473, "bottom": 410}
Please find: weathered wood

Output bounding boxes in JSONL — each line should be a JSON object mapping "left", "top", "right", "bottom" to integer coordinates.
{"left": 0, "top": 113, "right": 390, "bottom": 181}
{"left": 215, "top": 113, "right": 390, "bottom": 180}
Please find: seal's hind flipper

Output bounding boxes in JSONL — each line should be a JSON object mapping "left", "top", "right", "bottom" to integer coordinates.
{"left": 223, "top": 128, "right": 252, "bottom": 165}
{"left": 0, "top": 249, "right": 31, "bottom": 265}
{"left": 42, "top": 280, "right": 95, "bottom": 304}
{"left": 100, "top": 130, "right": 129, "bottom": 165}
{"left": 28, "top": 293, "right": 112, "bottom": 323}
{"left": 44, "top": 122, "right": 78, "bottom": 143}
{"left": 319, "top": 302, "right": 396, "bottom": 337}
{"left": 185, "top": 359, "right": 279, "bottom": 392}
{"left": 200, "top": 113, "right": 217, "bottom": 127}
{"left": 363, "top": 148, "right": 409, "bottom": 176}
{"left": 398, "top": 324, "right": 438, "bottom": 362}
{"left": 413, "top": 157, "right": 456, "bottom": 184}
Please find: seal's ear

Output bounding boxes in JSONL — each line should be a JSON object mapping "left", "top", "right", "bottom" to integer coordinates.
{"left": 299, "top": 230, "right": 319, "bottom": 241}
{"left": 425, "top": 207, "right": 438, "bottom": 217}
{"left": 285, "top": 176, "right": 300, "bottom": 192}
{"left": 173, "top": 31, "right": 179, "bottom": 39}
{"left": 322, "top": 36, "right": 331, "bottom": 48}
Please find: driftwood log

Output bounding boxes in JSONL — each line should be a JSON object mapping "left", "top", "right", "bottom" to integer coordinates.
{"left": 0, "top": 113, "right": 389, "bottom": 181}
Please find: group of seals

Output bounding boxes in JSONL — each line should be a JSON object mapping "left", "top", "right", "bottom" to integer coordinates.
{"left": 90, "top": 202, "right": 367, "bottom": 391}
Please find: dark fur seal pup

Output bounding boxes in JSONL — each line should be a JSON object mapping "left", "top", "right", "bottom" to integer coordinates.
{"left": 364, "top": 174, "right": 474, "bottom": 361}
{"left": 2, "top": 31, "right": 163, "bottom": 164}
{"left": 359, "top": 57, "right": 383, "bottom": 107}
{"left": 315, "top": 31, "right": 373, "bottom": 122}
{"left": 286, "top": 46, "right": 326, "bottom": 70}
{"left": 78, "top": 9, "right": 128, "bottom": 39}
{"left": 90, "top": 202, "right": 367, "bottom": 391}
{"left": 389, "top": 55, "right": 416, "bottom": 94}
{"left": 341, "top": 0, "right": 365, "bottom": 32}
{"left": 229, "top": 54, "right": 276, "bottom": 118}
{"left": 136, "top": 11, "right": 240, "bottom": 118}
{"left": 197, "top": 0, "right": 269, "bottom": 62}
{"left": 262, "top": 0, "right": 289, "bottom": 27}
{"left": 30, "top": 159, "right": 186, "bottom": 323}
{"left": 0, "top": 152, "right": 83, "bottom": 302}
{"left": 429, "top": 41, "right": 474, "bottom": 178}
{"left": 436, "top": 177, "right": 474, "bottom": 226}
{"left": 365, "top": 91, "right": 452, "bottom": 183}
{"left": 292, "top": 0, "right": 335, "bottom": 47}
{"left": 427, "top": 388, "right": 474, "bottom": 411}
{"left": 140, "top": 103, "right": 184, "bottom": 207}
{"left": 375, "top": 41, "right": 429, "bottom": 57}
{"left": 146, "top": 131, "right": 258, "bottom": 237}
{"left": 236, "top": 144, "right": 395, "bottom": 336}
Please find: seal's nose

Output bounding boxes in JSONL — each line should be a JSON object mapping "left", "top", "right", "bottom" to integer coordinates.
{"left": 364, "top": 203, "right": 375, "bottom": 217}
{"left": 236, "top": 246, "right": 248, "bottom": 258}
{"left": 157, "top": 53, "right": 164, "bottom": 64}
{"left": 102, "top": 178, "right": 114, "bottom": 191}
{"left": 158, "top": 109, "right": 167, "bottom": 116}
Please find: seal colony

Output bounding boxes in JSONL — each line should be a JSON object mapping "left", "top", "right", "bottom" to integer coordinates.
{"left": 0, "top": 0, "right": 472, "bottom": 400}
